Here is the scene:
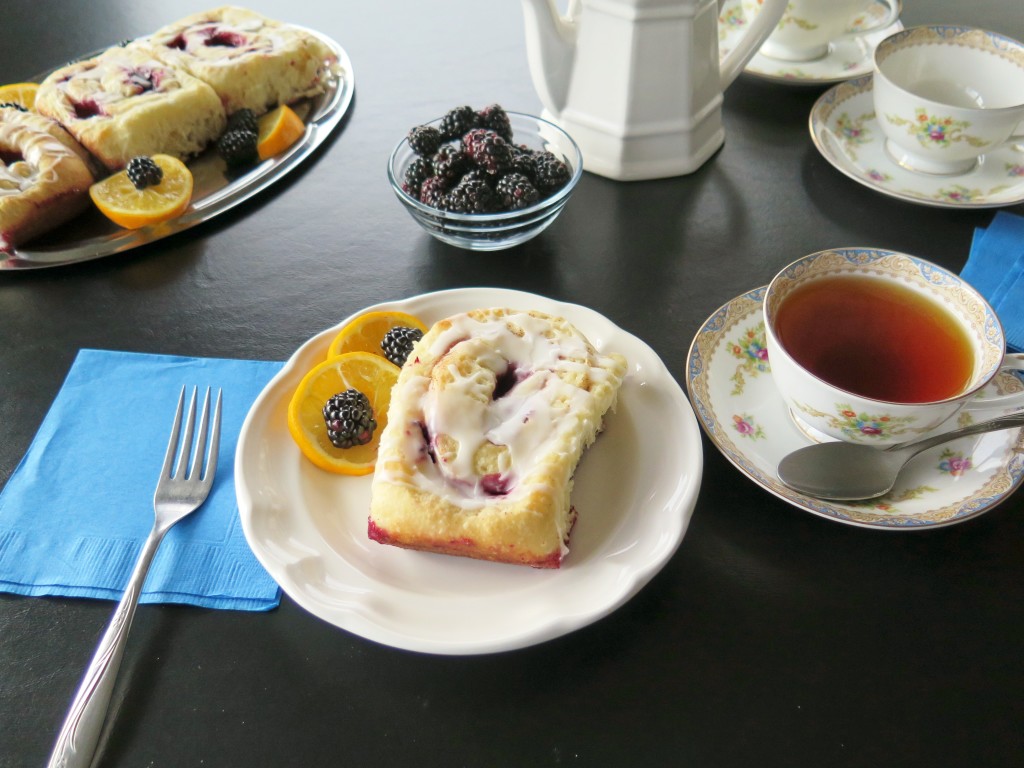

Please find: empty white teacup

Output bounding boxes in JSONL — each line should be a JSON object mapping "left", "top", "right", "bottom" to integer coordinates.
{"left": 763, "top": 248, "right": 1024, "bottom": 446}
{"left": 750, "top": 0, "right": 901, "bottom": 62}
{"left": 873, "top": 25, "right": 1024, "bottom": 175}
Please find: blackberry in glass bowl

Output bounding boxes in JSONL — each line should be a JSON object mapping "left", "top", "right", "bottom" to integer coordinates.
{"left": 387, "top": 109, "right": 582, "bottom": 251}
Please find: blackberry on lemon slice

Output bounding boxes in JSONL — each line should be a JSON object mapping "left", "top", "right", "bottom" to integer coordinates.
{"left": 288, "top": 352, "right": 400, "bottom": 475}
{"left": 89, "top": 154, "right": 193, "bottom": 229}
{"left": 326, "top": 310, "right": 428, "bottom": 365}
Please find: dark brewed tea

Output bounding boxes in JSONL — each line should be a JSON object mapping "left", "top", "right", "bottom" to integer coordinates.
{"left": 773, "top": 275, "right": 975, "bottom": 403}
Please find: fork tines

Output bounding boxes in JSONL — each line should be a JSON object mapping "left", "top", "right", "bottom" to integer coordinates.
{"left": 162, "top": 386, "right": 223, "bottom": 484}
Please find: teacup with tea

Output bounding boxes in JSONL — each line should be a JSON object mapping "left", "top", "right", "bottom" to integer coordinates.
{"left": 873, "top": 25, "right": 1024, "bottom": 175}
{"left": 763, "top": 248, "right": 1024, "bottom": 445}
{"left": 748, "top": 0, "right": 901, "bottom": 62}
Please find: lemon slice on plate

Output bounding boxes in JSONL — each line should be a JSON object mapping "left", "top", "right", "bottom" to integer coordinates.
{"left": 326, "top": 310, "right": 428, "bottom": 360}
{"left": 287, "top": 351, "right": 401, "bottom": 475}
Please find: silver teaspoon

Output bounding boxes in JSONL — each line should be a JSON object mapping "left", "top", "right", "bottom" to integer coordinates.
{"left": 777, "top": 412, "right": 1024, "bottom": 500}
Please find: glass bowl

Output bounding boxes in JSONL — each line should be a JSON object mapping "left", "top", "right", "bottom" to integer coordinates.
{"left": 387, "top": 111, "right": 583, "bottom": 251}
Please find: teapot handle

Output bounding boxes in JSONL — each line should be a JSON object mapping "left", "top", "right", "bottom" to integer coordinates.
{"left": 719, "top": 0, "right": 790, "bottom": 89}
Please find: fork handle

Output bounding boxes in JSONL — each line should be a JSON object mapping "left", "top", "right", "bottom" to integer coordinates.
{"left": 47, "top": 526, "right": 165, "bottom": 768}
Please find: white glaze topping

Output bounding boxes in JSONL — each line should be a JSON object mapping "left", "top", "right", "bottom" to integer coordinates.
{"left": 379, "top": 310, "right": 622, "bottom": 513}
{"left": 0, "top": 120, "right": 78, "bottom": 197}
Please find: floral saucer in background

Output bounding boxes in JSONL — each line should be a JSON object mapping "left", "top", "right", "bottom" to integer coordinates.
{"left": 719, "top": 0, "right": 902, "bottom": 86}
{"left": 686, "top": 286, "right": 1024, "bottom": 529}
{"left": 810, "top": 75, "right": 1024, "bottom": 208}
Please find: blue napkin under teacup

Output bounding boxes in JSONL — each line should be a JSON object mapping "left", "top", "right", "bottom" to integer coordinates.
{"left": 0, "top": 349, "right": 283, "bottom": 611}
{"left": 961, "top": 210, "right": 1024, "bottom": 353}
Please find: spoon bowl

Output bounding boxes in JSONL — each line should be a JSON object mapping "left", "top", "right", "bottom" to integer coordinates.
{"left": 777, "top": 412, "right": 1024, "bottom": 500}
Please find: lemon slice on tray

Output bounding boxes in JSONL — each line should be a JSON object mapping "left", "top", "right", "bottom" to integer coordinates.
{"left": 257, "top": 104, "right": 306, "bottom": 160}
{"left": 0, "top": 82, "right": 39, "bottom": 110}
{"left": 89, "top": 154, "right": 194, "bottom": 230}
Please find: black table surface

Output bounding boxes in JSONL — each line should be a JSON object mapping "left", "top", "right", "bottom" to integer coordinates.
{"left": 3, "top": 1, "right": 1023, "bottom": 766}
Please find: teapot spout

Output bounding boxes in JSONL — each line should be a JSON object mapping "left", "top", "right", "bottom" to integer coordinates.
{"left": 520, "top": 0, "right": 578, "bottom": 116}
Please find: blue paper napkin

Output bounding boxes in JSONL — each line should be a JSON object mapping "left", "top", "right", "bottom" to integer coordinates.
{"left": 961, "top": 211, "right": 1024, "bottom": 353}
{"left": 0, "top": 349, "right": 284, "bottom": 611}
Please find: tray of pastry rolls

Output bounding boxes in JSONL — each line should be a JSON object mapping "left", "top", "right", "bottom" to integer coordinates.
{"left": 0, "top": 7, "right": 353, "bottom": 270}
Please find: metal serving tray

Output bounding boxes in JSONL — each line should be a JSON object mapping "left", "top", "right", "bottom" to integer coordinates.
{"left": 1, "top": 29, "right": 354, "bottom": 270}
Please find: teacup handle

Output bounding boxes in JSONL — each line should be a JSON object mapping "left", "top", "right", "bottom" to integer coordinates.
{"left": 848, "top": 0, "right": 901, "bottom": 36}
{"left": 965, "top": 353, "right": 1024, "bottom": 413}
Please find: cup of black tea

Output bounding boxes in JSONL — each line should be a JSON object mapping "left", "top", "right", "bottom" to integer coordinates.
{"left": 764, "top": 248, "right": 1024, "bottom": 445}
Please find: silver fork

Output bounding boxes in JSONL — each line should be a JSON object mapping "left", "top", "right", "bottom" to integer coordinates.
{"left": 47, "top": 386, "right": 223, "bottom": 768}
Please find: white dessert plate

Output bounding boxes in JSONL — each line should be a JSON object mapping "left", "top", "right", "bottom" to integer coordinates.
{"left": 719, "top": 0, "right": 902, "bottom": 85}
{"left": 810, "top": 75, "right": 1024, "bottom": 208}
{"left": 0, "top": 29, "right": 353, "bottom": 270}
{"left": 687, "top": 286, "right": 1024, "bottom": 529}
{"left": 236, "top": 288, "right": 703, "bottom": 655}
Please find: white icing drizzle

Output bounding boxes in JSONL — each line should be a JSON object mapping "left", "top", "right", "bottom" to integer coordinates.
{"left": 380, "top": 311, "right": 620, "bottom": 514}
{"left": 0, "top": 121, "right": 77, "bottom": 197}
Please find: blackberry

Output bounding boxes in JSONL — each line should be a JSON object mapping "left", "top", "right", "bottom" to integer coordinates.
{"left": 534, "top": 151, "right": 571, "bottom": 193}
{"left": 477, "top": 104, "right": 513, "bottom": 142}
{"left": 419, "top": 175, "right": 450, "bottom": 208}
{"left": 462, "top": 128, "right": 512, "bottom": 176}
{"left": 495, "top": 173, "right": 539, "bottom": 211}
{"left": 322, "top": 389, "right": 377, "bottom": 449}
{"left": 408, "top": 125, "right": 442, "bottom": 156}
{"left": 226, "top": 108, "right": 258, "bottom": 135}
{"left": 381, "top": 326, "right": 424, "bottom": 367}
{"left": 402, "top": 157, "right": 433, "bottom": 197}
{"left": 0, "top": 102, "right": 28, "bottom": 112}
{"left": 125, "top": 156, "right": 163, "bottom": 190}
{"left": 431, "top": 144, "right": 469, "bottom": 183}
{"left": 446, "top": 178, "right": 498, "bottom": 214}
{"left": 458, "top": 168, "right": 492, "bottom": 187}
{"left": 438, "top": 105, "right": 478, "bottom": 141}
{"left": 216, "top": 128, "right": 258, "bottom": 167}
{"left": 510, "top": 145, "right": 538, "bottom": 182}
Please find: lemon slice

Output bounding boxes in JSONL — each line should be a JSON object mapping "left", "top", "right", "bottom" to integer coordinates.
{"left": 89, "top": 154, "right": 193, "bottom": 229}
{"left": 0, "top": 82, "right": 38, "bottom": 110}
{"left": 327, "top": 310, "right": 428, "bottom": 360}
{"left": 257, "top": 104, "right": 306, "bottom": 160}
{"left": 287, "top": 351, "right": 401, "bottom": 475}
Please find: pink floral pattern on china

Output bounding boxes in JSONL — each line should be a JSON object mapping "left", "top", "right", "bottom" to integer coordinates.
{"left": 732, "top": 414, "right": 765, "bottom": 440}
{"left": 885, "top": 108, "right": 988, "bottom": 150}
{"left": 728, "top": 322, "right": 769, "bottom": 395}
{"left": 938, "top": 449, "right": 972, "bottom": 477}
{"left": 792, "top": 402, "right": 919, "bottom": 441}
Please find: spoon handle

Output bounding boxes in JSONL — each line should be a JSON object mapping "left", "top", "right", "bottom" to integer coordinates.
{"left": 893, "top": 412, "right": 1024, "bottom": 460}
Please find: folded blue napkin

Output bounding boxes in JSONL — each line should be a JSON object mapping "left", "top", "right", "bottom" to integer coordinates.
{"left": 961, "top": 210, "right": 1024, "bottom": 353}
{"left": 0, "top": 349, "right": 284, "bottom": 611}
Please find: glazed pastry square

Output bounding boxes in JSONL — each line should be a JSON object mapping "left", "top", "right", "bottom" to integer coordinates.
{"left": 369, "top": 308, "right": 628, "bottom": 568}
{"left": 35, "top": 43, "right": 226, "bottom": 172}
{"left": 143, "top": 6, "right": 339, "bottom": 116}
{"left": 0, "top": 107, "right": 95, "bottom": 251}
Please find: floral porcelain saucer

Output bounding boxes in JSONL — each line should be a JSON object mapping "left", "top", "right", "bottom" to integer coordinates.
{"left": 810, "top": 75, "right": 1024, "bottom": 208}
{"left": 686, "top": 286, "right": 1024, "bottom": 529}
{"left": 719, "top": 0, "right": 902, "bottom": 86}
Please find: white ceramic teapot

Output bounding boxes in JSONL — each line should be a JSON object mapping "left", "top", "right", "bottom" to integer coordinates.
{"left": 520, "top": 0, "right": 788, "bottom": 180}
